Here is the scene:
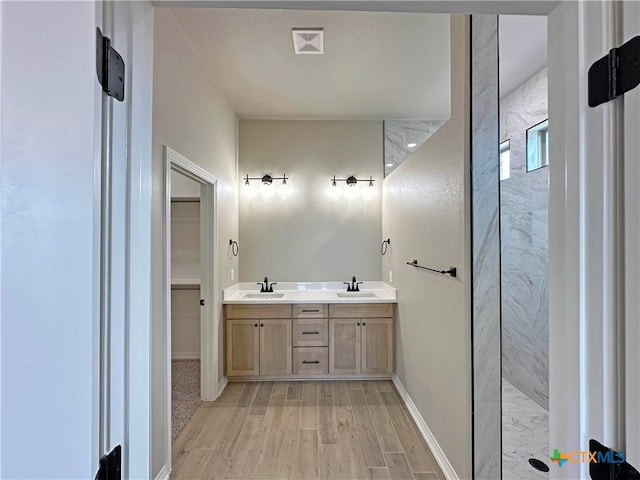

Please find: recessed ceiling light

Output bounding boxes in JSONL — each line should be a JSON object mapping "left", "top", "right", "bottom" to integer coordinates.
{"left": 386, "top": 163, "right": 394, "bottom": 167}
{"left": 407, "top": 143, "right": 418, "bottom": 148}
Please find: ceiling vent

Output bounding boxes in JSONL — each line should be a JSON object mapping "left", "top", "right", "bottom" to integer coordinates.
{"left": 292, "top": 28, "right": 324, "bottom": 55}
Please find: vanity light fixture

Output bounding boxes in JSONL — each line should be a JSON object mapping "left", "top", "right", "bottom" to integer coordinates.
{"left": 331, "top": 175, "right": 375, "bottom": 187}
{"left": 244, "top": 173, "right": 288, "bottom": 186}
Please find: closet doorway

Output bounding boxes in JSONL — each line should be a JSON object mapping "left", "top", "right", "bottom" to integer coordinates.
{"left": 164, "top": 147, "right": 220, "bottom": 449}
{"left": 170, "top": 174, "right": 201, "bottom": 441}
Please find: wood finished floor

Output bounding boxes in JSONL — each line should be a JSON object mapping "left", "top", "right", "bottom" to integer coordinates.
{"left": 171, "top": 381, "right": 446, "bottom": 480}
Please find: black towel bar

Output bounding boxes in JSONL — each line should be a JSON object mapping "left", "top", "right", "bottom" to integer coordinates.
{"left": 406, "top": 259, "right": 457, "bottom": 277}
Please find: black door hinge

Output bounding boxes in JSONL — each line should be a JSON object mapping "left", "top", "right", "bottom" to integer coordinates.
{"left": 589, "top": 439, "right": 640, "bottom": 480}
{"left": 96, "top": 28, "right": 125, "bottom": 102}
{"left": 589, "top": 36, "right": 640, "bottom": 107}
{"left": 95, "top": 445, "right": 121, "bottom": 480}
{"left": 200, "top": 299, "right": 205, "bottom": 306}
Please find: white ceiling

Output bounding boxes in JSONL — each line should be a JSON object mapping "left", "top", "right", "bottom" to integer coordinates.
{"left": 171, "top": 8, "right": 451, "bottom": 120}
{"left": 499, "top": 15, "right": 547, "bottom": 98}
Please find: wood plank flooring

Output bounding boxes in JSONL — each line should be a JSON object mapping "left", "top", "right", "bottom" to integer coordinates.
{"left": 171, "top": 381, "right": 445, "bottom": 480}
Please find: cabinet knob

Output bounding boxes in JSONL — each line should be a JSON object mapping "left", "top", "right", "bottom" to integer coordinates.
{"left": 363, "top": 322, "right": 366, "bottom": 326}
{"left": 254, "top": 323, "right": 258, "bottom": 327}
{"left": 357, "top": 322, "right": 360, "bottom": 326}
{"left": 260, "top": 323, "right": 264, "bottom": 327}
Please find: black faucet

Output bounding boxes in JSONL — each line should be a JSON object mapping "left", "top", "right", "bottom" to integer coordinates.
{"left": 343, "top": 276, "right": 364, "bottom": 292}
{"left": 257, "top": 277, "right": 277, "bottom": 293}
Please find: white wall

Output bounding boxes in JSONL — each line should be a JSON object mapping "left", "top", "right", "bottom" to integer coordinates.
{"left": 1, "top": 2, "right": 100, "bottom": 477}
{"left": 151, "top": 8, "right": 238, "bottom": 477}
{"left": 171, "top": 170, "right": 201, "bottom": 198}
{"left": 171, "top": 201, "right": 201, "bottom": 282}
{"left": 239, "top": 120, "right": 383, "bottom": 282}
{"left": 381, "top": 15, "right": 471, "bottom": 479}
{"left": 171, "top": 289, "right": 201, "bottom": 359}
{"left": 171, "top": 201, "right": 201, "bottom": 359}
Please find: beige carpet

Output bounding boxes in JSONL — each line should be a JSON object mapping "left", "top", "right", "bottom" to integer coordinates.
{"left": 172, "top": 359, "right": 201, "bottom": 442}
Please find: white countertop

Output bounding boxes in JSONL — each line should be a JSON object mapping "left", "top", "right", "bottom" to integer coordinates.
{"left": 222, "top": 281, "right": 397, "bottom": 304}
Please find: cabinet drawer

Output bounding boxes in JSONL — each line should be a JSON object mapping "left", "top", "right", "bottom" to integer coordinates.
{"left": 293, "top": 304, "right": 328, "bottom": 318}
{"left": 329, "top": 303, "right": 394, "bottom": 318}
{"left": 293, "top": 347, "right": 328, "bottom": 375}
{"left": 225, "top": 304, "right": 292, "bottom": 319}
{"left": 293, "top": 319, "right": 328, "bottom": 347}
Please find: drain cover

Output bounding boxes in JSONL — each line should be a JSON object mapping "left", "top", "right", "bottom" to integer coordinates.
{"left": 529, "top": 458, "right": 550, "bottom": 472}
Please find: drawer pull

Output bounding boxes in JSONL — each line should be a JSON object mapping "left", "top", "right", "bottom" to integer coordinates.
{"left": 302, "top": 360, "right": 320, "bottom": 364}
{"left": 301, "top": 309, "right": 320, "bottom": 313}
{"left": 301, "top": 331, "right": 320, "bottom": 335}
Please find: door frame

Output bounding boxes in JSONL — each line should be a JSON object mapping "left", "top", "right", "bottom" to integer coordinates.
{"left": 163, "top": 146, "right": 219, "bottom": 468}
{"left": 150, "top": 2, "right": 637, "bottom": 479}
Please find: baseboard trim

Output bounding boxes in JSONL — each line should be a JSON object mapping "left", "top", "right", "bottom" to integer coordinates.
{"left": 392, "top": 374, "right": 460, "bottom": 480}
{"left": 217, "top": 375, "right": 228, "bottom": 399}
{"left": 227, "top": 374, "right": 392, "bottom": 382}
{"left": 153, "top": 464, "right": 171, "bottom": 480}
{"left": 171, "top": 352, "right": 200, "bottom": 360}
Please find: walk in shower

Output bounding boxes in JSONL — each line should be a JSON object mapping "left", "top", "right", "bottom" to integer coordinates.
{"left": 498, "top": 15, "right": 550, "bottom": 479}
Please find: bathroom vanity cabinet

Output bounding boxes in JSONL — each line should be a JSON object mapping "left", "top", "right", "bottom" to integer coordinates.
{"left": 224, "top": 302, "right": 394, "bottom": 380}
{"left": 225, "top": 304, "right": 292, "bottom": 377}
{"left": 329, "top": 303, "right": 394, "bottom": 375}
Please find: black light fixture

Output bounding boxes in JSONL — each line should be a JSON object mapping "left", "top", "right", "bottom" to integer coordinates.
{"left": 244, "top": 173, "right": 288, "bottom": 186}
{"left": 331, "top": 175, "right": 375, "bottom": 187}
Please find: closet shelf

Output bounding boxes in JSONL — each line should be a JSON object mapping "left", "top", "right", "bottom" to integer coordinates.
{"left": 171, "top": 278, "right": 201, "bottom": 289}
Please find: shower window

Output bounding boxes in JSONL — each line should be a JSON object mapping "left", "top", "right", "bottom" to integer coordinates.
{"left": 526, "top": 119, "right": 549, "bottom": 172}
{"left": 500, "top": 139, "right": 511, "bottom": 181}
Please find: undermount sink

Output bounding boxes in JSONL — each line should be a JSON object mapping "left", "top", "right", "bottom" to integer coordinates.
{"left": 244, "top": 293, "right": 284, "bottom": 299}
{"left": 336, "top": 292, "right": 377, "bottom": 298}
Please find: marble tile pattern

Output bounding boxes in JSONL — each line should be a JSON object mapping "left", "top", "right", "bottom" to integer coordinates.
{"left": 471, "top": 14, "right": 501, "bottom": 480}
{"left": 500, "top": 68, "right": 549, "bottom": 410}
{"left": 502, "top": 379, "right": 549, "bottom": 479}
{"left": 384, "top": 120, "right": 446, "bottom": 176}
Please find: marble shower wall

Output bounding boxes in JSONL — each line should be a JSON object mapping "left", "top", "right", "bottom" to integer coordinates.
{"left": 500, "top": 68, "right": 549, "bottom": 410}
{"left": 471, "top": 14, "right": 501, "bottom": 480}
{"left": 383, "top": 120, "right": 445, "bottom": 176}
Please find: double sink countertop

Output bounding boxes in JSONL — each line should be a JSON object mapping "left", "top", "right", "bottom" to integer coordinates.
{"left": 222, "top": 281, "right": 397, "bottom": 304}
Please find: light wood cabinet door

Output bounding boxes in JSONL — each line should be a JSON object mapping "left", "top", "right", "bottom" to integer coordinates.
{"left": 227, "top": 319, "right": 259, "bottom": 377}
{"left": 329, "top": 318, "right": 361, "bottom": 374}
{"left": 259, "top": 319, "right": 292, "bottom": 376}
{"left": 361, "top": 318, "right": 393, "bottom": 374}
